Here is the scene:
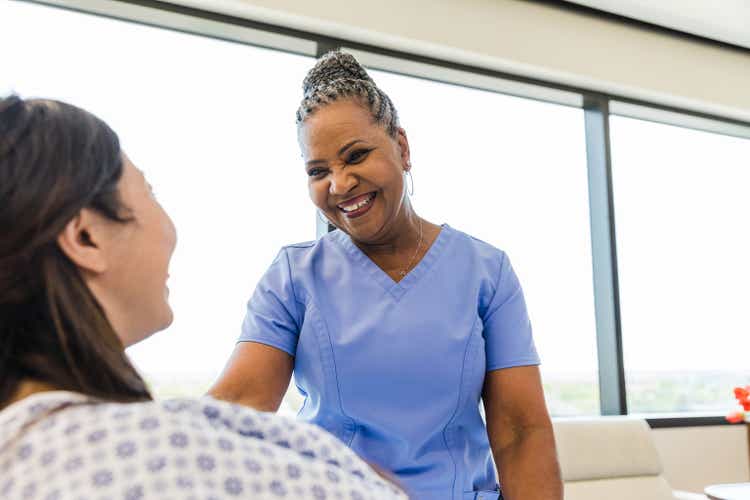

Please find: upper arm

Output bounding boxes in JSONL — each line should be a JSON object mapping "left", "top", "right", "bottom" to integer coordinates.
{"left": 208, "top": 341, "right": 294, "bottom": 412}
{"left": 238, "top": 248, "right": 302, "bottom": 356}
{"left": 483, "top": 367, "right": 562, "bottom": 499}
{"left": 211, "top": 248, "right": 301, "bottom": 411}
{"left": 481, "top": 252, "right": 547, "bottom": 445}
{"left": 482, "top": 366, "right": 552, "bottom": 450}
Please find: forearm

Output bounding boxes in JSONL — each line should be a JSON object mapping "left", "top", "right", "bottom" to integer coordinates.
{"left": 207, "top": 386, "right": 282, "bottom": 412}
{"left": 493, "top": 425, "right": 563, "bottom": 500}
{"left": 207, "top": 342, "right": 294, "bottom": 412}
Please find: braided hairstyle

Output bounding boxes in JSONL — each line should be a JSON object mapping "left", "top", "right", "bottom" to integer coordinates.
{"left": 296, "top": 49, "right": 400, "bottom": 137}
{"left": 0, "top": 95, "right": 151, "bottom": 407}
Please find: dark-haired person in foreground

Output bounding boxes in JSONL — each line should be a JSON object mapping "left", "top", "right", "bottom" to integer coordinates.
{"left": 0, "top": 95, "right": 406, "bottom": 500}
{"left": 210, "top": 50, "right": 562, "bottom": 500}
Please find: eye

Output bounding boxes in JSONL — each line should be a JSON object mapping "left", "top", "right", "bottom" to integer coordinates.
{"left": 307, "top": 167, "right": 326, "bottom": 178}
{"left": 346, "top": 148, "right": 373, "bottom": 164}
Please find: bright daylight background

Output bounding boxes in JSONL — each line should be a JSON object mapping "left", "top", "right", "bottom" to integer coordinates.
{"left": 3, "top": 0, "right": 749, "bottom": 417}
{"left": 611, "top": 116, "right": 750, "bottom": 414}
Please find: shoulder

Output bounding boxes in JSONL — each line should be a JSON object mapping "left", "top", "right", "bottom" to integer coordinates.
{"left": 278, "top": 235, "right": 328, "bottom": 261}
{"left": 445, "top": 225, "right": 508, "bottom": 270}
{"left": 282, "top": 239, "right": 317, "bottom": 252}
{"left": 277, "top": 231, "right": 348, "bottom": 271}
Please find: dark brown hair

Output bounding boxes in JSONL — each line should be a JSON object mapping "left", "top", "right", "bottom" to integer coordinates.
{"left": 0, "top": 95, "right": 151, "bottom": 406}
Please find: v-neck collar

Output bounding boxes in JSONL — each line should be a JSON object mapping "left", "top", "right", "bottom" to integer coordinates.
{"left": 331, "top": 223, "right": 454, "bottom": 301}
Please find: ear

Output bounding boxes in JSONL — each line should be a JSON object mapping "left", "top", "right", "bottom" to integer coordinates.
{"left": 396, "top": 127, "right": 412, "bottom": 172}
{"left": 56, "top": 208, "right": 109, "bottom": 274}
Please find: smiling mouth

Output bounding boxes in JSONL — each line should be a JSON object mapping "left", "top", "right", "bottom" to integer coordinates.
{"left": 337, "top": 192, "right": 376, "bottom": 218}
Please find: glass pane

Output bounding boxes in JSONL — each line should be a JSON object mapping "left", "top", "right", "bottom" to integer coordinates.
{"left": 370, "top": 69, "right": 600, "bottom": 416}
{"left": 611, "top": 115, "right": 750, "bottom": 415}
{"left": 2, "top": 2, "right": 314, "bottom": 412}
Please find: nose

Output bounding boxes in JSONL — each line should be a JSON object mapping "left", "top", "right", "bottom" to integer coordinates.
{"left": 329, "top": 168, "right": 358, "bottom": 196}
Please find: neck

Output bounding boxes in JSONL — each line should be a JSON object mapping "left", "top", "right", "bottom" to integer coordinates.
{"left": 85, "top": 279, "right": 133, "bottom": 347}
{"left": 354, "top": 205, "right": 422, "bottom": 257}
{"left": 2, "top": 380, "right": 59, "bottom": 411}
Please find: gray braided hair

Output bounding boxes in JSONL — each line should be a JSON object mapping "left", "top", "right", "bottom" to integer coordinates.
{"left": 296, "top": 50, "right": 400, "bottom": 137}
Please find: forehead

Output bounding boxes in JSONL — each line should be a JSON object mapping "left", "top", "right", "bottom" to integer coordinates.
{"left": 300, "top": 100, "right": 383, "bottom": 151}
{"left": 119, "top": 154, "right": 147, "bottom": 187}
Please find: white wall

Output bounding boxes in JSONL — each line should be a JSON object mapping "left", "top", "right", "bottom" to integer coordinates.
{"left": 652, "top": 425, "right": 749, "bottom": 493}
{"left": 168, "top": 0, "right": 750, "bottom": 122}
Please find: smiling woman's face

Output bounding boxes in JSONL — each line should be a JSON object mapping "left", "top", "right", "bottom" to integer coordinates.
{"left": 299, "top": 99, "right": 411, "bottom": 244}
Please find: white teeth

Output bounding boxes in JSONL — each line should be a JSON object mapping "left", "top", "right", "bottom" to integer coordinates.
{"left": 341, "top": 194, "right": 374, "bottom": 212}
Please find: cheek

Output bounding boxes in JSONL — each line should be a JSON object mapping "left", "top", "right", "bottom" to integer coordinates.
{"left": 136, "top": 208, "right": 175, "bottom": 276}
{"left": 309, "top": 181, "right": 329, "bottom": 210}
{"left": 145, "top": 200, "right": 176, "bottom": 254}
{"left": 373, "top": 161, "right": 405, "bottom": 197}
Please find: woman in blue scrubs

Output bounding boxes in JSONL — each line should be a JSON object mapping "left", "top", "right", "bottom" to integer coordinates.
{"left": 211, "top": 50, "right": 562, "bottom": 500}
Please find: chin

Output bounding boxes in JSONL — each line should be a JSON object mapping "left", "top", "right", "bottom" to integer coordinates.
{"left": 120, "top": 304, "right": 173, "bottom": 348}
{"left": 159, "top": 306, "right": 175, "bottom": 330}
{"left": 347, "top": 218, "right": 389, "bottom": 242}
{"left": 147, "top": 305, "right": 174, "bottom": 337}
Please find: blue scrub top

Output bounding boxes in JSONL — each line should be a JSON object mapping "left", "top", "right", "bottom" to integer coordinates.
{"left": 239, "top": 224, "right": 540, "bottom": 500}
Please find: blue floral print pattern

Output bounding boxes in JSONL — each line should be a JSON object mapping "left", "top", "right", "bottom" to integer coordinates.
{"left": 0, "top": 391, "right": 406, "bottom": 499}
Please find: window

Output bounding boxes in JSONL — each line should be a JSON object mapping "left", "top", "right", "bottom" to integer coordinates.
{"left": 3, "top": 1, "right": 314, "bottom": 413}
{"left": 3, "top": 1, "right": 601, "bottom": 417}
{"left": 610, "top": 115, "right": 750, "bottom": 414}
{"left": 369, "top": 68, "right": 600, "bottom": 416}
{"left": 8, "top": 0, "right": 750, "bottom": 423}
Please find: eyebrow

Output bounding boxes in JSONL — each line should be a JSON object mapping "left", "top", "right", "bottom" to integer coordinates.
{"left": 305, "top": 139, "right": 366, "bottom": 167}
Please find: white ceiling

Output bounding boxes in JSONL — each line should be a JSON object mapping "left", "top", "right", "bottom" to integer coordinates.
{"left": 564, "top": 0, "right": 750, "bottom": 50}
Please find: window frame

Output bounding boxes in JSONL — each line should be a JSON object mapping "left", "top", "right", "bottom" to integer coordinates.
{"left": 17, "top": 0, "right": 750, "bottom": 427}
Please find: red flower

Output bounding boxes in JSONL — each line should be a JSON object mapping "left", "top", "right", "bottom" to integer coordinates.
{"left": 734, "top": 387, "right": 749, "bottom": 401}
{"left": 727, "top": 411, "right": 745, "bottom": 424}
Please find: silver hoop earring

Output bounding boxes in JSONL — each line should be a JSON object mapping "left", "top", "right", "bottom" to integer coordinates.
{"left": 405, "top": 170, "right": 414, "bottom": 197}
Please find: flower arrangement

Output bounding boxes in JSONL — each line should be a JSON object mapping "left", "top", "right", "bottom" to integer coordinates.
{"left": 726, "top": 386, "right": 750, "bottom": 423}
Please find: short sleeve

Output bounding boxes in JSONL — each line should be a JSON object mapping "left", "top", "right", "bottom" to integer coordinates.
{"left": 238, "top": 248, "right": 301, "bottom": 356}
{"left": 483, "top": 252, "right": 540, "bottom": 371}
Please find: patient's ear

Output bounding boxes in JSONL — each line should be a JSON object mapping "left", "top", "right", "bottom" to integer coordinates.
{"left": 56, "top": 208, "right": 109, "bottom": 274}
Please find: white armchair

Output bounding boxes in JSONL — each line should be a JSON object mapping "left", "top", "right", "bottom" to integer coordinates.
{"left": 552, "top": 417, "right": 707, "bottom": 500}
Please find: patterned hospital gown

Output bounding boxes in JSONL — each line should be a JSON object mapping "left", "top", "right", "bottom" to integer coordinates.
{"left": 0, "top": 391, "right": 406, "bottom": 499}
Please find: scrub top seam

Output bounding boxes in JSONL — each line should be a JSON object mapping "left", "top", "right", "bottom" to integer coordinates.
{"left": 283, "top": 242, "right": 316, "bottom": 249}
{"left": 307, "top": 299, "right": 358, "bottom": 440}
{"left": 295, "top": 381, "right": 308, "bottom": 417}
{"left": 486, "top": 357, "right": 541, "bottom": 372}
{"left": 236, "top": 338, "right": 296, "bottom": 358}
{"left": 441, "top": 313, "right": 480, "bottom": 500}
{"left": 485, "top": 251, "right": 508, "bottom": 315}
{"left": 482, "top": 288, "right": 524, "bottom": 327}
{"left": 281, "top": 247, "right": 305, "bottom": 327}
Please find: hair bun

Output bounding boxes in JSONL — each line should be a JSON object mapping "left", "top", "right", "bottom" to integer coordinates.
{"left": 302, "top": 49, "right": 374, "bottom": 96}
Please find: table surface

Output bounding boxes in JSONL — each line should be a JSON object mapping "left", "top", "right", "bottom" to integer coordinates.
{"left": 705, "top": 483, "right": 750, "bottom": 500}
